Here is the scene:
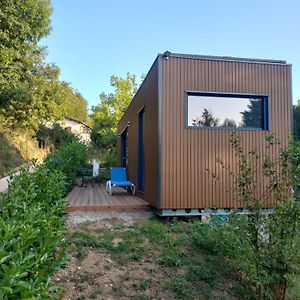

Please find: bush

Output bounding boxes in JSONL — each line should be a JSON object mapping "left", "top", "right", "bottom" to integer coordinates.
{"left": 207, "top": 133, "right": 300, "bottom": 299}
{"left": 0, "top": 138, "right": 88, "bottom": 298}
{"left": 0, "top": 166, "right": 67, "bottom": 299}
{"left": 193, "top": 221, "right": 255, "bottom": 276}
{"left": 36, "top": 123, "right": 79, "bottom": 150}
{"left": 44, "top": 142, "right": 87, "bottom": 191}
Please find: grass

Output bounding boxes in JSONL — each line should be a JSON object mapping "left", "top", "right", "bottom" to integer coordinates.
{"left": 90, "top": 287, "right": 103, "bottom": 299}
{"left": 131, "top": 294, "right": 152, "bottom": 300}
{"left": 0, "top": 132, "right": 50, "bottom": 178}
{"left": 0, "top": 132, "right": 26, "bottom": 177}
{"left": 65, "top": 218, "right": 300, "bottom": 299}
{"left": 69, "top": 220, "right": 188, "bottom": 266}
{"left": 287, "top": 276, "right": 300, "bottom": 300}
{"left": 67, "top": 218, "right": 236, "bottom": 299}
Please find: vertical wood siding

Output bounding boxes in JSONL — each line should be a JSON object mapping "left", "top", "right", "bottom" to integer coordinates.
{"left": 160, "top": 56, "right": 292, "bottom": 209}
{"left": 117, "top": 59, "right": 159, "bottom": 207}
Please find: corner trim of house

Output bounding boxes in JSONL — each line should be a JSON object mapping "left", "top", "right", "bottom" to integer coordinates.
{"left": 157, "top": 55, "right": 163, "bottom": 209}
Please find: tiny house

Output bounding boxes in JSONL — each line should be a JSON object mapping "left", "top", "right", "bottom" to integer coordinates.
{"left": 117, "top": 52, "right": 292, "bottom": 216}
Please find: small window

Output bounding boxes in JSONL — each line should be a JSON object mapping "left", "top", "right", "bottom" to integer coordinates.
{"left": 186, "top": 92, "right": 268, "bottom": 130}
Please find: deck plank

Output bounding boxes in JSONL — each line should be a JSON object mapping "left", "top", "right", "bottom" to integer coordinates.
{"left": 67, "top": 183, "right": 150, "bottom": 212}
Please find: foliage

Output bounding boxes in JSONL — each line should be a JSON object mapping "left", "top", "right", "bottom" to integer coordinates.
{"left": 44, "top": 142, "right": 87, "bottom": 190}
{"left": 66, "top": 217, "right": 300, "bottom": 300}
{"left": 0, "top": 1, "right": 88, "bottom": 134}
{"left": 192, "top": 108, "right": 219, "bottom": 127}
{"left": 0, "top": 137, "right": 90, "bottom": 298}
{"left": 0, "top": 61, "right": 64, "bottom": 133}
{"left": 222, "top": 118, "right": 237, "bottom": 127}
{"left": 90, "top": 73, "right": 142, "bottom": 166}
{"left": 0, "top": 0, "right": 52, "bottom": 91}
{"left": 0, "top": 165, "right": 67, "bottom": 299}
{"left": 0, "top": 132, "right": 26, "bottom": 177}
{"left": 241, "top": 99, "right": 263, "bottom": 128}
{"left": 67, "top": 219, "right": 247, "bottom": 299}
{"left": 0, "top": 0, "right": 58, "bottom": 132}
{"left": 10, "top": 134, "right": 49, "bottom": 162}
{"left": 212, "top": 133, "right": 300, "bottom": 299}
{"left": 55, "top": 82, "right": 88, "bottom": 123}
{"left": 36, "top": 123, "right": 79, "bottom": 150}
{"left": 293, "top": 99, "right": 300, "bottom": 140}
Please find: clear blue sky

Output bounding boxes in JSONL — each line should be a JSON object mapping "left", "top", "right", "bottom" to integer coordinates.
{"left": 41, "top": 0, "right": 300, "bottom": 109}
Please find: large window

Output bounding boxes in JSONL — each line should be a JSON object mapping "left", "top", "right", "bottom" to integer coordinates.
{"left": 186, "top": 92, "right": 269, "bottom": 130}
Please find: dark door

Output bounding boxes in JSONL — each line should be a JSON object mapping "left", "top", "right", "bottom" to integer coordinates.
{"left": 121, "top": 129, "right": 128, "bottom": 168}
{"left": 138, "top": 108, "right": 145, "bottom": 192}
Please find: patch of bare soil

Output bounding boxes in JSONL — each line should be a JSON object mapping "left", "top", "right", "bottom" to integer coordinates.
{"left": 55, "top": 248, "right": 173, "bottom": 300}
{"left": 67, "top": 211, "right": 153, "bottom": 228}
{"left": 56, "top": 218, "right": 239, "bottom": 300}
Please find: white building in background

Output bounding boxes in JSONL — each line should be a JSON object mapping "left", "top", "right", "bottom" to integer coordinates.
{"left": 60, "top": 117, "right": 92, "bottom": 144}
{"left": 92, "top": 159, "right": 99, "bottom": 177}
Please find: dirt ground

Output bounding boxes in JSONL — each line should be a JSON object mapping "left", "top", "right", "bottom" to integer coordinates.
{"left": 55, "top": 249, "right": 175, "bottom": 300}
{"left": 66, "top": 211, "right": 154, "bottom": 228}
{"left": 56, "top": 214, "right": 238, "bottom": 300}
{"left": 55, "top": 218, "right": 176, "bottom": 300}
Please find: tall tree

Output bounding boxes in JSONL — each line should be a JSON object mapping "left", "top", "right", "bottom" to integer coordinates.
{"left": 0, "top": 63, "right": 63, "bottom": 132}
{"left": 0, "top": 0, "right": 60, "bottom": 133}
{"left": 192, "top": 108, "right": 219, "bottom": 127}
{"left": 90, "top": 73, "right": 141, "bottom": 165}
{"left": 0, "top": 0, "right": 52, "bottom": 91}
{"left": 293, "top": 100, "right": 300, "bottom": 140}
{"left": 241, "top": 99, "right": 263, "bottom": 128}
{"left": 55, "top": 82, "right": 88, "bottom": 123}
{"left": 222, "top": 118, "right": 237, "bottom": 127}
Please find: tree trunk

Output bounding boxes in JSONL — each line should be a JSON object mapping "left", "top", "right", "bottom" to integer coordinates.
{"left": 272, "top": 279, "right": 287, "bottom": 300}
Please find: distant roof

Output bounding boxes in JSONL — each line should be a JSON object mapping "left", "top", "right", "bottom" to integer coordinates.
{"left": 65, "top": 117, "right": 92, "bottom": 130}
{"left": 160, "top": 51, "right": 289, "bottom": 65}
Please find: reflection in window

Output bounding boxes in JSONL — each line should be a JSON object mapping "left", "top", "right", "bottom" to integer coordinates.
{"left": 187, "top": 93, "right": 268, "bottom": 130}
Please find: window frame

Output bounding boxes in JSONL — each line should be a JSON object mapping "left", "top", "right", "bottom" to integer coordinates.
{"left": 185, "top": 91, "right": 269, "bottom": 131}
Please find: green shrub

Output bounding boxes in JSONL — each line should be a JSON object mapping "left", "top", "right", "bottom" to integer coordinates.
{"left": 44, "top": 142, "right": 87, "bottom": 191}
{"left": 36, "top": 123, "right": 79, "bottom": 150}
{"left": 138, "top": 219, "right": 167, "bottom": 241}
{"left": 206, "top": 133, "right": 300, "bottom": 299}
{"left": 193, "top": 222, "right": 256, "bottom": 275}
{"left": 0, "top": 166, "right": 67, "bottom": 299}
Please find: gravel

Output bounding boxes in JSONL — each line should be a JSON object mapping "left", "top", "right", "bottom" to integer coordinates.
{"left": 66, "top": 211, "right": 154, "bottom": 228}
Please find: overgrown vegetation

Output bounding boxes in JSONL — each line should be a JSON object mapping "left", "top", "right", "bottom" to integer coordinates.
{"left": 293, "top": 99, "right": 300, "bottom": 140}
{"left": 44, "top": 142, "right": 87, "bottom": 191}
{"left": 0, "top": 139, "right": 89, "bottom": 299}
{"left": 0, "top": 132, "right": 26, "bottom": 177}
{"left": 0, "top": 1, "right": 88, "bottom": 133}
{"left": 0, "top": 167, "right": 67, "bottom": 299}
{"left": 212, "top": 133, "right": 300, "bottom": 300}
{"left": 36, "top": 123, "right": 79, "bottom": 150}
{"left": 90, "top": 73, "right": 143, "bottom": 167}
{"left": 0, "top": 0, "right": 89, "bottom": 175}
{"left": 63, "top": 216, "right": 300, "bottom": 300}
{"left": 66, "top": 219, "right": 232, "bottom": 299}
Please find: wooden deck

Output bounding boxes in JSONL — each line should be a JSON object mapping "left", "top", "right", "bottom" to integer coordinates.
{"left": 67, "top": 183, "right": 150, "bottom": 212}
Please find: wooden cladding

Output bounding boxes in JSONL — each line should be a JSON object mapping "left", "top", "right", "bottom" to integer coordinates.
{"left": 117, "top": 59, "right": 159, "bottom": 207}
{"left": 160, "top": 55, "right": 292, "bottom": 209}
{"left": 118, "top": 53, "right": 292, "bottom": 210}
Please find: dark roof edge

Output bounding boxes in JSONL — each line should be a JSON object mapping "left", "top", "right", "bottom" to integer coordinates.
{"left": 65, "top": 117, "right": 92, "bottom": 130}
{"left": 159, "top": 51, "right": 290, "bottom": 66}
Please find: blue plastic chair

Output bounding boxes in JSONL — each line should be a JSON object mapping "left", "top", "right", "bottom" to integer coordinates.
{"left": 106, "top": 168, "right": 135, "bottom": 195}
